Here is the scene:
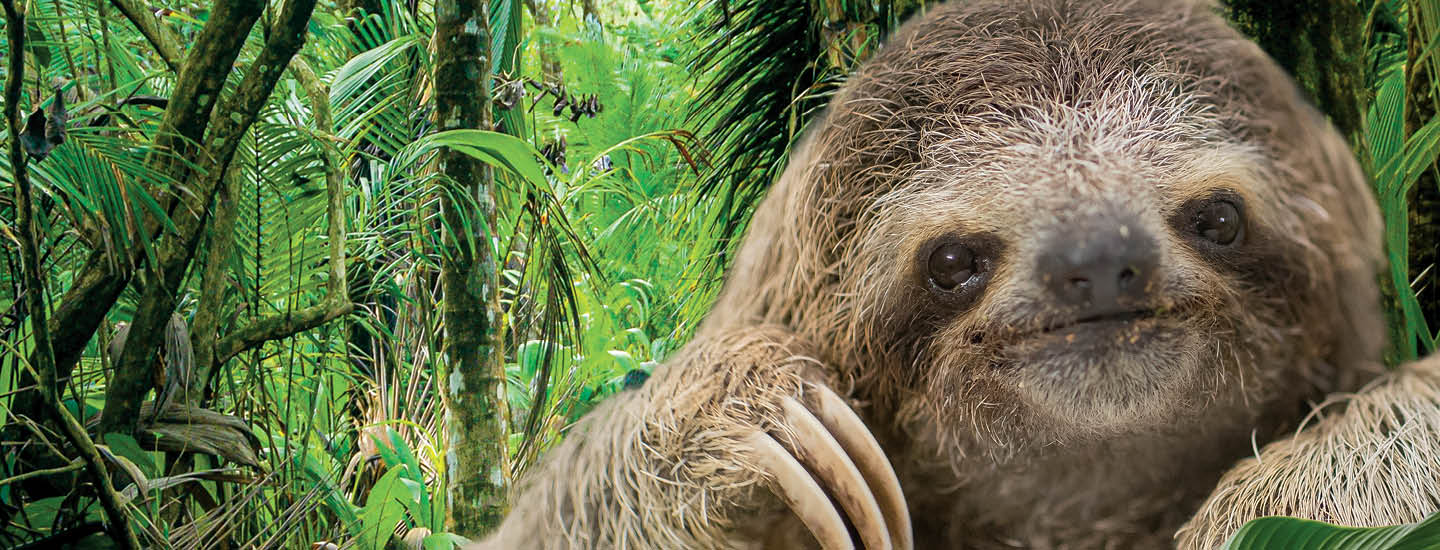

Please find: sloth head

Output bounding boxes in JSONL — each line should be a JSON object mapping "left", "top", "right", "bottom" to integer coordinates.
{"left": 708, "top": 0, "right": 1384, "bottom": 459}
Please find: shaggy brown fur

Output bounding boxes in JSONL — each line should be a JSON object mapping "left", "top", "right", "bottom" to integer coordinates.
{"left": 1176, "top": 354, "right": 1440, "bottom": 550}
{"left": 472, "top": 0, "right": 1416, "bottom": 548}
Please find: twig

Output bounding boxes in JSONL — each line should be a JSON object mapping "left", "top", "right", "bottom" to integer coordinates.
{"left": 1, "top": 1, "right": 140, "bottom": 548}
{"left": 0, "top": 458, "right": 83, "bottom": 488}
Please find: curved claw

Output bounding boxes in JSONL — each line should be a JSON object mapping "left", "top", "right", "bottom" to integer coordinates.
{"left": 780, "top": 397, "right": 893, "bottom": 550}
{"left": 810, "top": 387, "right": 913, "bottom": 550}
{"left": 744, "top": 431, "right": 854, "bottom": 550}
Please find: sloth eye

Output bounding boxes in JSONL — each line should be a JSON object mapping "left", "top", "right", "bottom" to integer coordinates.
{"left": 1194, "top": 199, "right": 1242, "bottom": 245}
{"left": 928, "top": 242, "right": 977, "bottom": 290}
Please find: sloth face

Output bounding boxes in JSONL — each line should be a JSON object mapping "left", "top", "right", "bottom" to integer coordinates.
{"left": 821, "top": 42, "right": 1313, "bottom": 438}
{"left": 871, "top": 138, "right": 1290, "bottom": 434}
{"left": 758, "top": 0, "right": 1384, "bottom": 457}
{"left": 708, "top": 0, "right": 1379, "bottom": 466}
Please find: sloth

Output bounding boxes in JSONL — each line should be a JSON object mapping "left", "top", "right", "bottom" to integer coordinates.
{"left": 474, "top": 0, "right": 1440, "bottom": 548}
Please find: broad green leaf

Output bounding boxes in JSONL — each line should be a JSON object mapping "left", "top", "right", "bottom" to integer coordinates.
{"left": 397, "top": 129, "right": 549, "bottom": 187}
{"left": 423, "top": 532, "right": 470, "bottom": 550}
{"left": 22, "top": 496, "right": 67, "bottom": 530}
{"left": 1223, "top": 512, "right": 1440, "bottom": 550}
{"left": 608, "top": 349, "right": 640, "bottom": 371}
{"left": 358, "top": 466, "right": 410, "bottom": 550}
{"left": 103, "top": 433, "right": 159, "bottom": 479}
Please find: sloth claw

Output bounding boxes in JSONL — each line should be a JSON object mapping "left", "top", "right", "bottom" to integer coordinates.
{"left": 746, "top": 387, "right": 911, "bottom": 550}
{"left": 745, "top": 431, "right": 853, "bottom": 550}
{"left": 810, "top": 388, "right": 913, "bottom": 550}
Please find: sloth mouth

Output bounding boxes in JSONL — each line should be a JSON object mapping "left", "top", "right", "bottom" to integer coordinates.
{"left": 985, "top": 307, "right": 1174, "bottom": 365}
{"left": 1040, "top": 309, "right": 1157, "bottom": 334}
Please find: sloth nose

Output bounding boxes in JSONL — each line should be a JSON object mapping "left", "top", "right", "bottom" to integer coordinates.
{"left": 1037, "top": 220, "right": 1159, "bottom": 315}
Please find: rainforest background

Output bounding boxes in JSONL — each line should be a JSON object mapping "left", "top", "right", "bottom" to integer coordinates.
{"left": 0, "top": 0, "right": 1433, "bottom": 548}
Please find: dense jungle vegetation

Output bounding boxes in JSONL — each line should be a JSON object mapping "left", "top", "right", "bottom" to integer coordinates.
{"left": 0, "top": 0, "right": 1434, "bottom": 548}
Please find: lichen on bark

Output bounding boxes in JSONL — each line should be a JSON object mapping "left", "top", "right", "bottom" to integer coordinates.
{"left": 431, "top": 0, "right": 512, "bottom": 536}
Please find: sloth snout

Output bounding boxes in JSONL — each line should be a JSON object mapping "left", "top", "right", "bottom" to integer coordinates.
{"left": 1036, "top": 219, "right": 1159, "bottom": 318}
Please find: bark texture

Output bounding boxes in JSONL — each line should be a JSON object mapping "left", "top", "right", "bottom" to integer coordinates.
{"left": 1221, "top": 0, "right": 1367, "bottom": 142}
{"left": 100, "top": 0, "right": 319, "bottom": 436}
{"left": 433, "top": 0, "right": 511, "bottom": 536}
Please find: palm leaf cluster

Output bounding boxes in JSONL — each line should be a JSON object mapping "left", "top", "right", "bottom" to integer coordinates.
{"left": 0, "top": 1, "right": 721, "bottom": 548}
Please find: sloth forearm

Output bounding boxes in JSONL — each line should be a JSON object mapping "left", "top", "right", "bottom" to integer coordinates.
{"left": 474, "top": 328, "right": 819, "bottom": 549}
{"left": 1177, "top": 355, "right": 1440, "bottom": 549}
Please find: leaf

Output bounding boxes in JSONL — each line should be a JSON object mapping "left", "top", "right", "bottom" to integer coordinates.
{"left": 103, "top": 432, "right": 159, "bottom": 479}
{"left": 1366, "top": 67, "right": 1404, "bottom": 179}
{"left": 21, "top": 109, "right": 53, "bottom": 161}
{"left": 24, "top": 19, "right": 50, "bottom": 68}
{"left": 22, "top": 496, "right": 67, "bottom": 530}
{"left": 423, "top": 532, "right": 470, "bottom": 550}
{"left": 397, "top": 129, "right": 548, "bottom": 187}
{"left": 358, "top": 466, "right": 409, "bottom": 550}
{"left": 1222, "top": 512, "right": 1440, "bottom": 550}
{"left": 46, "top": 86, "right": 67, "bottom": 146}
{"left": 607, "top": 349, "right": 640, "bottom": 372}
{"left": 18, "top": 88, "right": 69, "bottom": 162}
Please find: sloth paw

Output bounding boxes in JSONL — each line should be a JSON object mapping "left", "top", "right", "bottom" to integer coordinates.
{"left": 745, "top": 384, "right": 912, "bottom": 550}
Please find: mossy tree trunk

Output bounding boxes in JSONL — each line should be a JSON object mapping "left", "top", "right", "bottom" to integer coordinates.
{"left": 1224, "top": 0, "right": 1437, "bottom": 357}
{"left": 99, "top": 0, "right": 319, "bottom": 437}
{"left": 1406, "top": 3, "right": 1440, "bottom": 350}
{"left": 97, "top": 0, "right": 265, "bottom": 436}
{"left": 433, "top": 0, "right": 511, "bottom": 536}
{"left": 1221, "top": 0, "right": 1368, "bottom": 143}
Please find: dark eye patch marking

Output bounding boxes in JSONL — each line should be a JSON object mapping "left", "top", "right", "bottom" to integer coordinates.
{"left": 1168, "top": 189, "right": 1305, "bottom": 291}
{"left": 1170, "top": 190, "right": 1247, "bottom": 252}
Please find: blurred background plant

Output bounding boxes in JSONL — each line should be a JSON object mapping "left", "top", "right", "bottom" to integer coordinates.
{"left": 0, "top": 0, "right": 1432, "bottom": 549}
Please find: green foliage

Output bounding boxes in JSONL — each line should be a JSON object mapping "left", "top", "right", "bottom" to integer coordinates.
{"left": 1363, "top": 0, "right": 1439, "bottom": 360}
{"left": 1224, "top": 511, "right": 1440, "bottom": 549}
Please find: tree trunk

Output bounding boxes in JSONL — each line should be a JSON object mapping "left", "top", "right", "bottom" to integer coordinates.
{"left": 1221, "top": 0, "right": 1367, "bottom": 143}
{"left": 1406, "top": 2, "right": 1440, "bottom": 352}
{"left": 433, "top": 0, "right": 511, "bottom": 536}
{"left": 100, "top": 0, "right": 318, "bottom": 437}
{"left": 1224, "top": 0, "right": 1439, "bottom": 359}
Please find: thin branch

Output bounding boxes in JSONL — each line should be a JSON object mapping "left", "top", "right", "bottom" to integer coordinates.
{"left": 2, "top": 2, "right": 139, "bottom": 548}
{"left": 108, "top": 0, "right": 182, "bottom": 71}
{"left": 0, "top": 459, "right": 83, "bottom": 488}
{"left": 210, "top": 58, "right": 353, "bottom": 367}
{"left": 215, "top": 300, "right": 353, "bottom": 367}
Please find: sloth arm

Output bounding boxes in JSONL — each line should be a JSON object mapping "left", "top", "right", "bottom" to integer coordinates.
{"left": 469, "top": 327, "right": 911, "bottom": 550}
{"left": 1175, "top": 354, "right": 1440, "bottom": 549}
